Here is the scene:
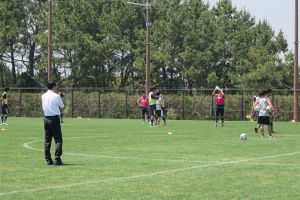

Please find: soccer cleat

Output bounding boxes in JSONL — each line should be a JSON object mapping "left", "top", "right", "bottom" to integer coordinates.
{"left": 54, "top": 159, "right": 63, "bottom": 166}
{"left": 46, "top": 159, "right": 53, "bottom": 165}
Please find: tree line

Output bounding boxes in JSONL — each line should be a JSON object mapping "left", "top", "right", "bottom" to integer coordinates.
{"left": 0, "top": 0, "right": 294, "bottom": 89}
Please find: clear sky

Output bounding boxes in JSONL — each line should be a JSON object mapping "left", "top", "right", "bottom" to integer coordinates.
{"left": 204, "top": 0, "right": 295, "bottom": 51}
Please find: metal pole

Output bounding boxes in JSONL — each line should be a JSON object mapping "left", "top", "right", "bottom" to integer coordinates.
{"left": 145, "top": 0, "right": 151, "bottom": 95}
{"left": 294, "top": 0, "right": 299, "bottom": 121}
{"left": 47, "top": 0, "right": 52, "bottom": 81}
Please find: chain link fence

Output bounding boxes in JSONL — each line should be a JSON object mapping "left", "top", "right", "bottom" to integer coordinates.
{"left": 6, "top": 88, "right": 299, "bottom": 121}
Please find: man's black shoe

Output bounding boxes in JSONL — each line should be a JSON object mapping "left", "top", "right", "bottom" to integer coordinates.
{"left": 46, "top": 159, "right": 54, "bottom": 165}
{"left": 54, "top": 159, "right": 63, "bottom": 166}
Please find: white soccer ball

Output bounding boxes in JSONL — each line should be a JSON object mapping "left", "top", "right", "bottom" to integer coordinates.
{"left": 266, "top": 106, "right": 272, "bottom": 113}
{"left": 240, "top": 133, "right": 247, "bottom": 140}
{"left": 254, "top": 106, "right": 259, "bottom": 112}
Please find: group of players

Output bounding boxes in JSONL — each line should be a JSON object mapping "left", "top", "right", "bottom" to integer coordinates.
{"left": 137, "top": 87, "right": 167, "bottom": 127}
{"left": 251, "top": 88, "right": 276, "bottom": 138}
{"left": 0, "top": 86, "right": 277, "bottom": 138}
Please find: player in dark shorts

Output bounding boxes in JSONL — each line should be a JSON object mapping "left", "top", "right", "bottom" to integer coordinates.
{"left": 137, "top": 91, "right": 149, "bottom": 123}
{"left": 252, "top": 90, "right": 274, "bottom": 138}
{"left": 148, "top": 87, "right": 158, "bottom": 126}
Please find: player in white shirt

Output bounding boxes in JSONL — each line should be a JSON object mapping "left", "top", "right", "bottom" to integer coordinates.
{"left": 41, "top": 80, "right": 64, "bottom": 166}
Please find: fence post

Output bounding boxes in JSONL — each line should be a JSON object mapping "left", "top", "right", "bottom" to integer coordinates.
{"left": 125, "top": 90, "right": 128, "bottom": 118}
{"left": 71, "top": 88, "right": 74, "bottom": 118}
{"left": 211, "top": 94, "right": 214, "bottom": 120}
{"left": 19, "top": 89, "right": 22, "bottom": 117}
{"left": 182, "top": 89, "right": 185, "bottom": 120}
{"left": 98, "top": 90, "right": 101, "bottom": 118}
{"left": 241, "top": 89, "right": 244, "bottom": 120}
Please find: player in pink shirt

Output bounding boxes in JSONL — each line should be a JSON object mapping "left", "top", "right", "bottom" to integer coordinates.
{"left": 137, "top": 91, "right": 149, "bottom": 123}
{"left": 212, "top": 86, "right": 225, "bottom": 127}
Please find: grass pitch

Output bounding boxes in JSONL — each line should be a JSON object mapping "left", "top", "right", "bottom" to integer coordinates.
{"left": 0, "top": 118, "right": 299, "bottom": 200}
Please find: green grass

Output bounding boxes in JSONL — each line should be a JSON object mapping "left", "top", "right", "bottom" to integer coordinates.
{"left": 0, "top": 117, "right": 299, "bottom": 200}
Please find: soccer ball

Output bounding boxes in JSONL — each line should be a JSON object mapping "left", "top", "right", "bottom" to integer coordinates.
{"left": 254, "top": 106, "right": 259, "bottom": 113}
{"left": 240, "top": 133, "right": 247, "bottom": 140}
{"left": 266, "top": 106, "right": 272, "bottom": 114}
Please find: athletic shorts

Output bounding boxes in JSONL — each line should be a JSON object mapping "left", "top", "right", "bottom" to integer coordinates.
{"left": 156, "top": 110, "right": 161, "bottom": 117}
{"left": 1, "top": 104, "right": 8, "bottom": 115}
{"left": 149, "top": 104, "right": 156, "bottom": 115}
{"left": 141, "top": 107, "right": 149, "bottom": 116}
{"left": 258, "top": 116, "right": 271, "bottom": 125}
{"left": 215, "top": 104, "right": 224, "bottom": 117}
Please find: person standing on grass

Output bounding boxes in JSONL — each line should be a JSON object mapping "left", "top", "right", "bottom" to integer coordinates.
{"left": 252, "top": 91, "right": 262, "bottom": 133}
{"left": 137, "top": 90, "right": 149, "bottom": 124}
{"left": 41, "top": 80, "right": 65, "bottom": 166}
{"left": 0, "top": 87, "right": 9, "bottom": 125}
{"left": 252, "top": 90, "right": 274, "bottom": 138}
{"left": 155, "top": 90, "right": 162, "bottom": 127}
{"left": 159, "top": 91, "right": 167, "bottom": 125}
{"left": 212, "top": 86, "right": 225, "bottom": 127}
{"left": 148, "top": 86, "right": 158, "bottom": 126}
{"left": 266, "top": 89, "right": 276, "bottom": 133}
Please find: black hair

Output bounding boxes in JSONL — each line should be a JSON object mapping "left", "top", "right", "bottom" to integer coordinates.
{"left": 47, "top": 80, "right": 57, "bottom": 90}
{"left": 150, "top": 86, "right": 156, "bottom": 91}
{"left": 4, "top": 87, "right": 9, "bottom": 92}
{"left": 156, "top": 90, "right": 161, "bottom": 96}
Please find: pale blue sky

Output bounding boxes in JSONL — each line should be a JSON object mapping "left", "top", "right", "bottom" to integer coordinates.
{"left": 204, "top": 0, "right": 295, "bottom": 51}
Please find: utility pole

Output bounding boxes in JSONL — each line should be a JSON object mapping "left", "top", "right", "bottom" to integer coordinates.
{"left": 294, "top": 0, "right": 299, "bottom": 122}
{"left": 145, "top": 0, "right": 151, "bottom": 95}
{"left": 48, "top": 0, "right": 52, "bottom": 81}
{"left": 128, "top": 1, "right": 152, "bottom": 94}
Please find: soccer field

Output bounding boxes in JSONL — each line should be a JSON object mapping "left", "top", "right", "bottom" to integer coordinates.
{"left": 0, "top": 118, "right": 299, "bottom": 200}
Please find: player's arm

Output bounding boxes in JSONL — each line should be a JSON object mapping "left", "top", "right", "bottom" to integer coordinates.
{"left": 57, "top": 95, "right": 64, "bottom": 112}
{"left": 252, "top": 101, "right": 258, "bottom": 110}
{"left": 137, "top": 97, "right": 142, "bottom": 106}
{"left": 267, "top": 98, "right": 274, "bottom": 110}
{"left": 212, "top": 89, "right": 216, "bottom": 96}
{"left": 220, "top": 90, "right": 224, "bottom": 96}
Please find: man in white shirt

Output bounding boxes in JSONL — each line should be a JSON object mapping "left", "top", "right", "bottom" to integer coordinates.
{"left": 41, "top": 80, "right": 64, "bottom": 166}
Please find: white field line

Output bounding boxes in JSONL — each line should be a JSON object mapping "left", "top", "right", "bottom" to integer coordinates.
{"left": 22, "top": 138, "right": 214, "bottom": 164}
{"left": 241, "top": 162, "right": 300, "bottom": 166}
{"left": 1, "top": 151, "right": 299, "bottom": 196}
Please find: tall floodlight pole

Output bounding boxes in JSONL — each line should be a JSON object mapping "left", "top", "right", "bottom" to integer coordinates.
{"left": 128, "top": 1, "right": 152, "bottom": 95}
{"left": 294, "top": 0, "right": 299, "bottom": 121}
{"left": 48, "top": 0, "right": 53, "bottom": 81}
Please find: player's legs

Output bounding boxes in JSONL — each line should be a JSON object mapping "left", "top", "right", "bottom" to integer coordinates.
{"left": 220, "top": 107, "right": 224, "bottom": 126}
{"left": 150, "top": 105, "right": 156, "bottom": 126}
{"left": 1, "top": 105, "right": 8, "bottom": 125}
{"left": 156, "top": 110, "right": 161, "bottom": 126}
{"left": 258, "top": 116, "right": 265, "bottom": 137}
{"left": 141, "top": 108, "right": 146, "bottom": 122}
{"left": 162, "top": 108, "right": 167, "bottom": 125}
{"left": 51, "top": 116, "right": 63, "bottom": 164}
{"left": 44, "top": 117, "right": 53, "bottom": 163}
{"left": 215, "top": 107, "right": 220, "bottom": 126}
{"left": 259, "top": 124, "right": 264, "bottom": 137}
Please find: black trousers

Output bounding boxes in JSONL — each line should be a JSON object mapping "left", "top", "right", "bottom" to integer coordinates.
{"left": 215, "top": 105, "right": 225, "bottom": 122}
{"left": 44, "top": 115, "right": 63, "bottom": 161}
